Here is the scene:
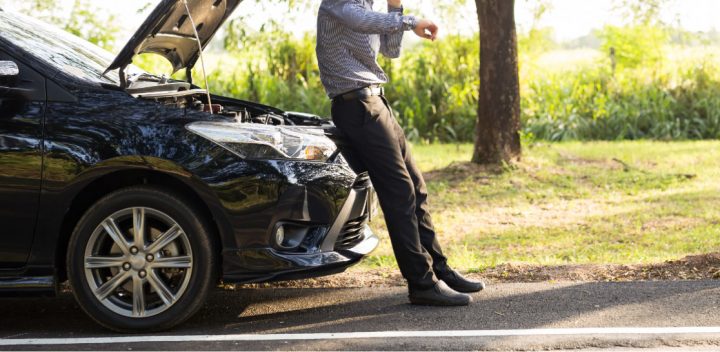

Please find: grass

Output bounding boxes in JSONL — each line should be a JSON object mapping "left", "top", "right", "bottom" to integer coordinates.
{"left": 360, "top": 141, "right": 720, "bottom": 273}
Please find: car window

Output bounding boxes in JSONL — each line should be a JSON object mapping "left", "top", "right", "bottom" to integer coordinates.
{"left": 0, "top": 10, "right": 120, "bottom": 86}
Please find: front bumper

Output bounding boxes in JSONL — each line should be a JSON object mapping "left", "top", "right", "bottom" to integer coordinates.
{"left": 221, "top": 172, "right": 379, "bottom": 283}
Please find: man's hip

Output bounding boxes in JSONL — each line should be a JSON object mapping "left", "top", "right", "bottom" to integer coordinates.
{"left": 332, "top": 85, "right": 385, "bottom": 102}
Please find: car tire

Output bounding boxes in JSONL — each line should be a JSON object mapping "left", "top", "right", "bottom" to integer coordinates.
{"left": 67, "top": 186, "right": 217, "bottom": 332}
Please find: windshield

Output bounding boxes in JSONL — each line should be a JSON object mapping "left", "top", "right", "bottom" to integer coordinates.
{"left": 0, "top": 10, "right": 122, "bottom": 85}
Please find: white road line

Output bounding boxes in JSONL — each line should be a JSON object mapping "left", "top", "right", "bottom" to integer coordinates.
{"left": 3, "top": 327, "right": 720, "bottom": 346}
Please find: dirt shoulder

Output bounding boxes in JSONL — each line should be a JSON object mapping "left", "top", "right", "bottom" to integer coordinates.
{"left": 228, "top": 253, "right": 720, "bottom": 289}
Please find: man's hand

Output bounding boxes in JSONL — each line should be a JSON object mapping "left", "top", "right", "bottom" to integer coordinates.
{"left": 413, "top": 19, "right": 438, "bottom": 41}
{"left": 388, "top": 0, "right": 402, "bottom": 9}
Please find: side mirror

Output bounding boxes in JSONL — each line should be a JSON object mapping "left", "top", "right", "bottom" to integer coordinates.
{"left": 0, "top": 61, "right": 19, "bottom": 86}
{"left": 0, "top": 61, "right": 32, "bottom": 101}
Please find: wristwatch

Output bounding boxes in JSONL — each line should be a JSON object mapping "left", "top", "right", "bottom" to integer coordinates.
{"left": 401, "top": 15, "right": 418, "bottom": 31}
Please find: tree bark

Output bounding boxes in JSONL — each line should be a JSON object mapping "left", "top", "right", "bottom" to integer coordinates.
{"left": 472, "top": 0, "right": 522, "bottom": 165}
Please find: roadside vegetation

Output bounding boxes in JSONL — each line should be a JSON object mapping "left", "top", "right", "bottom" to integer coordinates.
{"left": 134, "top": 28, "right": 720, "bottom": 143}
{"left": 361, "top": 141, "right": 720, "bottom": 272}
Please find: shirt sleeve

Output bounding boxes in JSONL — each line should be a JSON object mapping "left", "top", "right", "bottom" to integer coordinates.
{"left": 380, "top": 6, "right": 409, "bottom": 58}
{"left": 320, "top": 0, "right": 416, "bottom": 35}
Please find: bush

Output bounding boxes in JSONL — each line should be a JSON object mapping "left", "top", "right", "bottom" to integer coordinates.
{"left": 522, "top": 55, "right": 720, "bottom": 140}
{"left": 598, "top": 24, "right": 669, "bottom": 69}
{"left": 133, "top": 27, "right": 720, "bottom": 143}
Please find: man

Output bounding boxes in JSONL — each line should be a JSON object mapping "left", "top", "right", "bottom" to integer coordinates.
{"left": 317, "top": 0, "right": 485, "bottom": 306}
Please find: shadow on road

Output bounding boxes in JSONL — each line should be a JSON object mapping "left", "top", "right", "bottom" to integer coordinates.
{"left": 1, "top": 280, "right": 719, "bottom": 339}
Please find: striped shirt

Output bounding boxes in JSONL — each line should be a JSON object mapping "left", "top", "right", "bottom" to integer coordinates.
{"left": 316, "top": 0, "right": 417, "bottom": 98}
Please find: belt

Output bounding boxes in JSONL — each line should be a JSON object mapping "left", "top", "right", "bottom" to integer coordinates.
{"left": 334, "top": 85, "right": 384, "bottom": 101}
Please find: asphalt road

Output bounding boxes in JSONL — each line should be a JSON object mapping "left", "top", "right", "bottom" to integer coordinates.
{"left": 2, "top": 280, "right": 720, "bottom": 350}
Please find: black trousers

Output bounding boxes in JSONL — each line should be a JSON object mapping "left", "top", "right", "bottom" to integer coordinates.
{"left": 331, "top": 95, "right": 449, "bottom": 289}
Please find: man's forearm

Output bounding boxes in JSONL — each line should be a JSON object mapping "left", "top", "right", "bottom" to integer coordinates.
{"left": 320, "top": 0, "right": 416, "bottom": 35}
{"left": 380, "top": 5, "right": 407, "bottom": 58}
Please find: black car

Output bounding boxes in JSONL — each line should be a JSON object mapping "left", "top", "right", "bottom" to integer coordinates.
{"left": 0, "top": 0, "right": 378, "bottom": 331}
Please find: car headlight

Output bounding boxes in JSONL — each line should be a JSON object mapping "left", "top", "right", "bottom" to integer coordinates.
{"left": 186, "top": 121, "right": 337, "bottom": 161}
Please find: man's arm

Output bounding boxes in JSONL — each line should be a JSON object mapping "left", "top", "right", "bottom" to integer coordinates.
{"left": 320, "top": 0, "right": 413, "bottom": 34}
{"left": 321, "top": 0, "right": 439, "bottom": 49}
{"left": 380, "top": 5, "right": 410, "bottom": 58}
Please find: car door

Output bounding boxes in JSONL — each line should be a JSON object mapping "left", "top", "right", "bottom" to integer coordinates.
{"left": 0, "top": 50, "right": 45, "bottom": 268}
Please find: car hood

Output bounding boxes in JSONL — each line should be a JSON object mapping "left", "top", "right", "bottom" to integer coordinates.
{"left": 105, "top": 0, "right": 242, "bottom": 75}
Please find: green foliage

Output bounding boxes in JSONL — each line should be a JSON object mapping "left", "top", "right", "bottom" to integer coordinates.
{"left": 518, "top": 27, "right": 557, "bottom": 57}
{"left": 522, "top": 53, "right": 720, "bottom": 141}
{"left": 1, "top": 0, "right": 119, "bottom": 50}
{"left": 598, "top": 24, "right": 669, "bottom": 69}
{"left": 187, "top": 28, "right": 479, "bottom": 143}
{"left": 193, "top": 24, "right": 719, "bottom": 143}
{"left": 384, "top": 35, "right": 479, "bottom": 142}
{"left": 518, "top": 0, "right": 557, "bottom": 56}
{"left": 612, "top": 0, "right": 669, "bottom": 25}
{"left": 63, "top": 0, "right": 119, "bottom": 50}
{"left": 364, "top": 141, "right": 720, "bottom": 270}
{"left": 0, "top": 0, "right": 62, "bottom": 25}
{"left": 11, "top": 0, "right": 718, "bottom": 143}
{"left": 209, "top": 24, "right": 329, "bottom": 115}
{"left": 133, "top": 54, "right": 178, "bottom": 77}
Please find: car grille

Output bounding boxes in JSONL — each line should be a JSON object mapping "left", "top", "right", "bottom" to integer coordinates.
{"left": 334, "top": 213, "right": 369, "bottom": 250}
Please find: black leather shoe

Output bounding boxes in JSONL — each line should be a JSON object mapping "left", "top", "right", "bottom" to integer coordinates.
{"left": 437, "top": 269, "right": 485, "bottom": 293}
{"left": 408, "top": 281, "right": 472, "bottom": 306}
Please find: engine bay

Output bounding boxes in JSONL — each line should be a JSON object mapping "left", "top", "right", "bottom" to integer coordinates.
{"left": 125, "top": 73, "right": 328, "bottom": 127}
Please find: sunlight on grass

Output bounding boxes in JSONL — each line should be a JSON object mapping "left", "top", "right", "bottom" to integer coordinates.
{"left": 362, "top": 141, "right": 720, "bottom": 272}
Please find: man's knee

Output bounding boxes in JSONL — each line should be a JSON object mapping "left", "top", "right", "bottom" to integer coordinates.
{"left": 374, "top": 180, "right": 417, "bottom": 214}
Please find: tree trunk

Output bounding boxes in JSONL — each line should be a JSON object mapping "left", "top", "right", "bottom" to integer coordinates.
{"left": 472, "top": 0, "right": 522, "bottom": 165}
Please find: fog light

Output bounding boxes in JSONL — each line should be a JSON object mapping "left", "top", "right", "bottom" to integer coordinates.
{"left": 275, "top": 225, "right": 285, "bottom": 246}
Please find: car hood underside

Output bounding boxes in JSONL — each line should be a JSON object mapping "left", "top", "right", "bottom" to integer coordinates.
{"left": 105, "top": 0, "right": 242, "bottom": 75}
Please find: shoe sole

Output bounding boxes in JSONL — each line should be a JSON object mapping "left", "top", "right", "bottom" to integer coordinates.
{"left": 450, "top": 286, "right": 485, "bottom": 293}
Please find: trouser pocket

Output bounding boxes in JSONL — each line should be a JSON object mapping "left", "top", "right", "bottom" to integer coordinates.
{"left": 358, "top": 95, "right": 389, "bottom": 124}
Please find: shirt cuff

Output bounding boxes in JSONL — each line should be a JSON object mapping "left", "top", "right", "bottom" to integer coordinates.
{"left": 401, "top": 15, "right": 418, "bottom": 31}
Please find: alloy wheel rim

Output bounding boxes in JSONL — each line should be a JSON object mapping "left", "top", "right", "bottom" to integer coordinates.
{"left": 83, "top": 207, "right": 193, "bottom": 318}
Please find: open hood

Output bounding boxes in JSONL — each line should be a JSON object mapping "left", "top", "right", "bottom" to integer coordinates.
{"left": 106, "top": 0, "right": 242, "bottom": 76}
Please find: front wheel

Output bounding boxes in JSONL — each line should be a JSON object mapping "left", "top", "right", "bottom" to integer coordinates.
{"left": 67, "top": 186, "right": 217, "bottom": 332}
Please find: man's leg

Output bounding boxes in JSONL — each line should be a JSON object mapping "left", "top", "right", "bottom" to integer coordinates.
{"left": 381, "top": 97, "right": 449, "bottom": 272}
{"left": 331, "top": 96, "right": 436, "bottom": 289}
{"left": 383, "top": 97, "right": 485, "bottom": 293}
